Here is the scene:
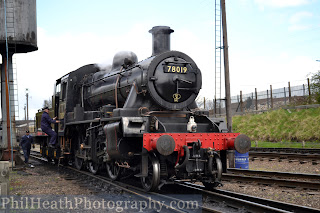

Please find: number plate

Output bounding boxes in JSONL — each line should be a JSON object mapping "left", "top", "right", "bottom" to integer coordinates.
{"left": 164, "top": 65, "right": 187, "bottom": 74}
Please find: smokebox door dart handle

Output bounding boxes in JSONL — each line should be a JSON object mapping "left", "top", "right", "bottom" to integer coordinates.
{"left": 178, "top": 78, "right": 192, "bottom": 84}
{"left": 173, "top": 76, "right": 192, "bottom": 84}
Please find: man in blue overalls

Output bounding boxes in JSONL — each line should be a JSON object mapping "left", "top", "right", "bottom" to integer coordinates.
{"left": 20, "top": 130, "right": 35, "bottom": 167}
{"left": 41, "top": 107, "right": 60, "bottom": 148}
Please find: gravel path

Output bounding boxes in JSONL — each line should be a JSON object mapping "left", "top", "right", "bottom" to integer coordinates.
{"left": 10, "top": 164, "right": 94, "bottom": 196}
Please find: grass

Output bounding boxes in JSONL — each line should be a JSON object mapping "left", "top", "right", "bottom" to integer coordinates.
{"left": 233, "top": 107, "right": 320, "bottom": 147}
{"left": 251, "top": 141, "right": 320, "bottom": 148}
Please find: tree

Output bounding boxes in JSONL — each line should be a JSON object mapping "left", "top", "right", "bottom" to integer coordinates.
{"left": 245, "top": 97, "right": 253, "bottom": 109}
{"left": 43, "top": 99, "right": 52, "bottom": 108}
{"left": 195, "top": 96, "right": 214, "bottom": 110}
{"left": 310, "top": 71, "right": 320, "bottom": 103}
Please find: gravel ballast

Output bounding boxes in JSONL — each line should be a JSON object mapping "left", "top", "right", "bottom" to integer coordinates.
{"left": 8, "top": 157, "right": 320, "bottom": 211}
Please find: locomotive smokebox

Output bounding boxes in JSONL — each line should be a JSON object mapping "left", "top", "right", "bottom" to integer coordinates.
{"left": 149, "top": 26, "right": 174, "bottom": 56}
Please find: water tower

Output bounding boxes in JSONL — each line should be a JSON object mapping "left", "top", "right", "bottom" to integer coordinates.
{"left": 0, "top": 0, "right": 37, "bottom": 160}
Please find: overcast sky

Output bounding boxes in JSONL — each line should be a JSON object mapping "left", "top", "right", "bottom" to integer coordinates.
{"left": 11, "top": 0, "right": 320, "bottom": 120}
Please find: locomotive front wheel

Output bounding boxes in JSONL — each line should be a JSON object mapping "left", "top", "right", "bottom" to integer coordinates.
{"left": 88, "top": 162, "right": 99, "bottom": 174}
{"left": 202, "top": 155, "right": 222, "bottom": 189}
{"left": 106, "top": 160, "right": 121, "bottom": 180}
{"left": 141, "top": 154, "right": 160, "bottom": 192}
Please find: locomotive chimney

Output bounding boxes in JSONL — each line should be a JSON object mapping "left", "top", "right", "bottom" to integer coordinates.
{"left": 149, "top": 26, "right": 174, "bottom": 56}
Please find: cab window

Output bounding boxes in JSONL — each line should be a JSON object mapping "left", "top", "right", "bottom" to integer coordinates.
{"left": 55, "top": 83, "right": 61, "bottom": 97}
{"left": 61, "top": 82, "right": 67, "bottom": 101}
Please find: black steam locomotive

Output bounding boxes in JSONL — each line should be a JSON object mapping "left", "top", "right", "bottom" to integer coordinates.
{"left": 35, "top": 26, "right": 250, "bottom": 191}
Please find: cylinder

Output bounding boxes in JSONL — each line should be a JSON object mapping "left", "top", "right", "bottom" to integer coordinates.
{"left": 235, "top": 151, "right": 249, "bottom": 169}
{"left": 149, "top": 26, "right": 174, "bottom": 56}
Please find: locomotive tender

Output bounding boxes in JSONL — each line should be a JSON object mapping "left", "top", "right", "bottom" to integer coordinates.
{"left": 35, "top": 26, "right": 251, "bottom": 191}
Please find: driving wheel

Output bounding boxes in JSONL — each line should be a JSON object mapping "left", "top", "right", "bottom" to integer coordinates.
{"left": 141, "top": 154, "right": 160, "bottom": 191}
{"left": 88, "top": 161, "right": 99, "bottom": 174}
{"left": 202, "top": 155, "right": 222, "bottom": 189}
{"left": 106, "top": 160, "right": 121, "bottom": 180}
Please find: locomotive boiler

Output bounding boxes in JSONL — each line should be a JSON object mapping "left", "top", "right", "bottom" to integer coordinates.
{"left": 35, "top": 26, "right": 251, "bottom": 191}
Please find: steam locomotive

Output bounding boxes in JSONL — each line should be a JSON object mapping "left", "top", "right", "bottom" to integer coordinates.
{"left": 35, "top": 26, "right": 251, "bottom": 191}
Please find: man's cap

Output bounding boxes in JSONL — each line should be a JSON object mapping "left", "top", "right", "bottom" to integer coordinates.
{"left": 26, "top": 130, "right": 30, "bottom": 133}
{"left": 43, "top": 106, "right": 49, "bottom": 110}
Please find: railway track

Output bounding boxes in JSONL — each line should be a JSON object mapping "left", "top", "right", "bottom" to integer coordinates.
{"left": 249, "top": 151, "right": 320, "bottom": 162}
{"left": 29, "top": 152, "right": 320, "bottom": 212}
{"left": 176, "top": 181, "right": 320, "bottom": 213}
{"left": 227, "top": 168, "right": 320, "bottom": 181}
{"left": 222, "top": 169, "right": 320, "bottom": 190}
{"left": 56, "top": 165, "right": 320, "bottom": 213}
{"left": 250, "top": 148, "right": 320, "bottom": 154}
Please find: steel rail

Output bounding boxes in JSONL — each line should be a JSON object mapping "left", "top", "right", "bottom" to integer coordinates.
{"left": 71, "top": 168, "right": 290, "bottom": 213}
{"left": 250, "top": 148, "right": 320, "bottom": 154}
{"left": 176, "top": 181, "right": 320, "bottom": 213}
{"left": 65, "top": 167, "right": 190, "bottom": 213}
{"left": 175, "top": 181, "right": 290, "bottom": 213}
{"left": 227, "top": 168, "right": 320, "bottom": 180}
{"left": 65, "top": 166, "right": 230, "bottom": 213}
{"left": 249, "top": 151, "right": 320, "bottom": 160}
{"left": 222, "top": 173, "right": 320, "bottom": 190}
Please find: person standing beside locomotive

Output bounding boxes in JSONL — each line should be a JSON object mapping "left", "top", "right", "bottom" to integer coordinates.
{"left": 20, "top": 130, "right": 35, "bottom": 167}
{"left": 41, "top": 106, "right": 60, "bottom": 148}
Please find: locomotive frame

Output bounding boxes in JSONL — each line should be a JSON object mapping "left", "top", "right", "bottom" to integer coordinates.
{"left": 35, "top": 26, "right": 251, "bottom": 191}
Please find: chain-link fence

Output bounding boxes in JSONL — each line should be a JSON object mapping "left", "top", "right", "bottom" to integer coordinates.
{"left": 211, "top": 80, "right": 312, "bottom": 117}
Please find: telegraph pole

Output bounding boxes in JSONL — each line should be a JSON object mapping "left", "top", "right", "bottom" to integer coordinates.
{"left": 221, "top": 0, "right": 232, "bottom": 132}
{"left": 24, "top": 105, "right": 26, "bottom": 121}
{"left": 26, "top": 88, "right": 29, "bottom": 129}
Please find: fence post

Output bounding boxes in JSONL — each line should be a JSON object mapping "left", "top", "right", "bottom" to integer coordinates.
{"left": 307, "top": 78, "right": 311, "bottom": 104}
{"left": 240, "top": 91, "right": 243, "bottom": 113}
{"left": 252, "top": 92, "right": 254, "bottom": 110}
{"left": 288, "top": 82, "right": 291, "bottom": 103}
{"left": 284, "top": 87, "right": 287, "bottom": 105}
{"left": 255, "top": 88, "right": 258, "bottom": 111}
{"left": 203, "top": 97, "right": 206, "bottom": 110}
{"left": 270, "top": 85, "right": 273, "bottom": 109}
{"left": 267, "top": 90, "right": 269, "bottom": 109}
